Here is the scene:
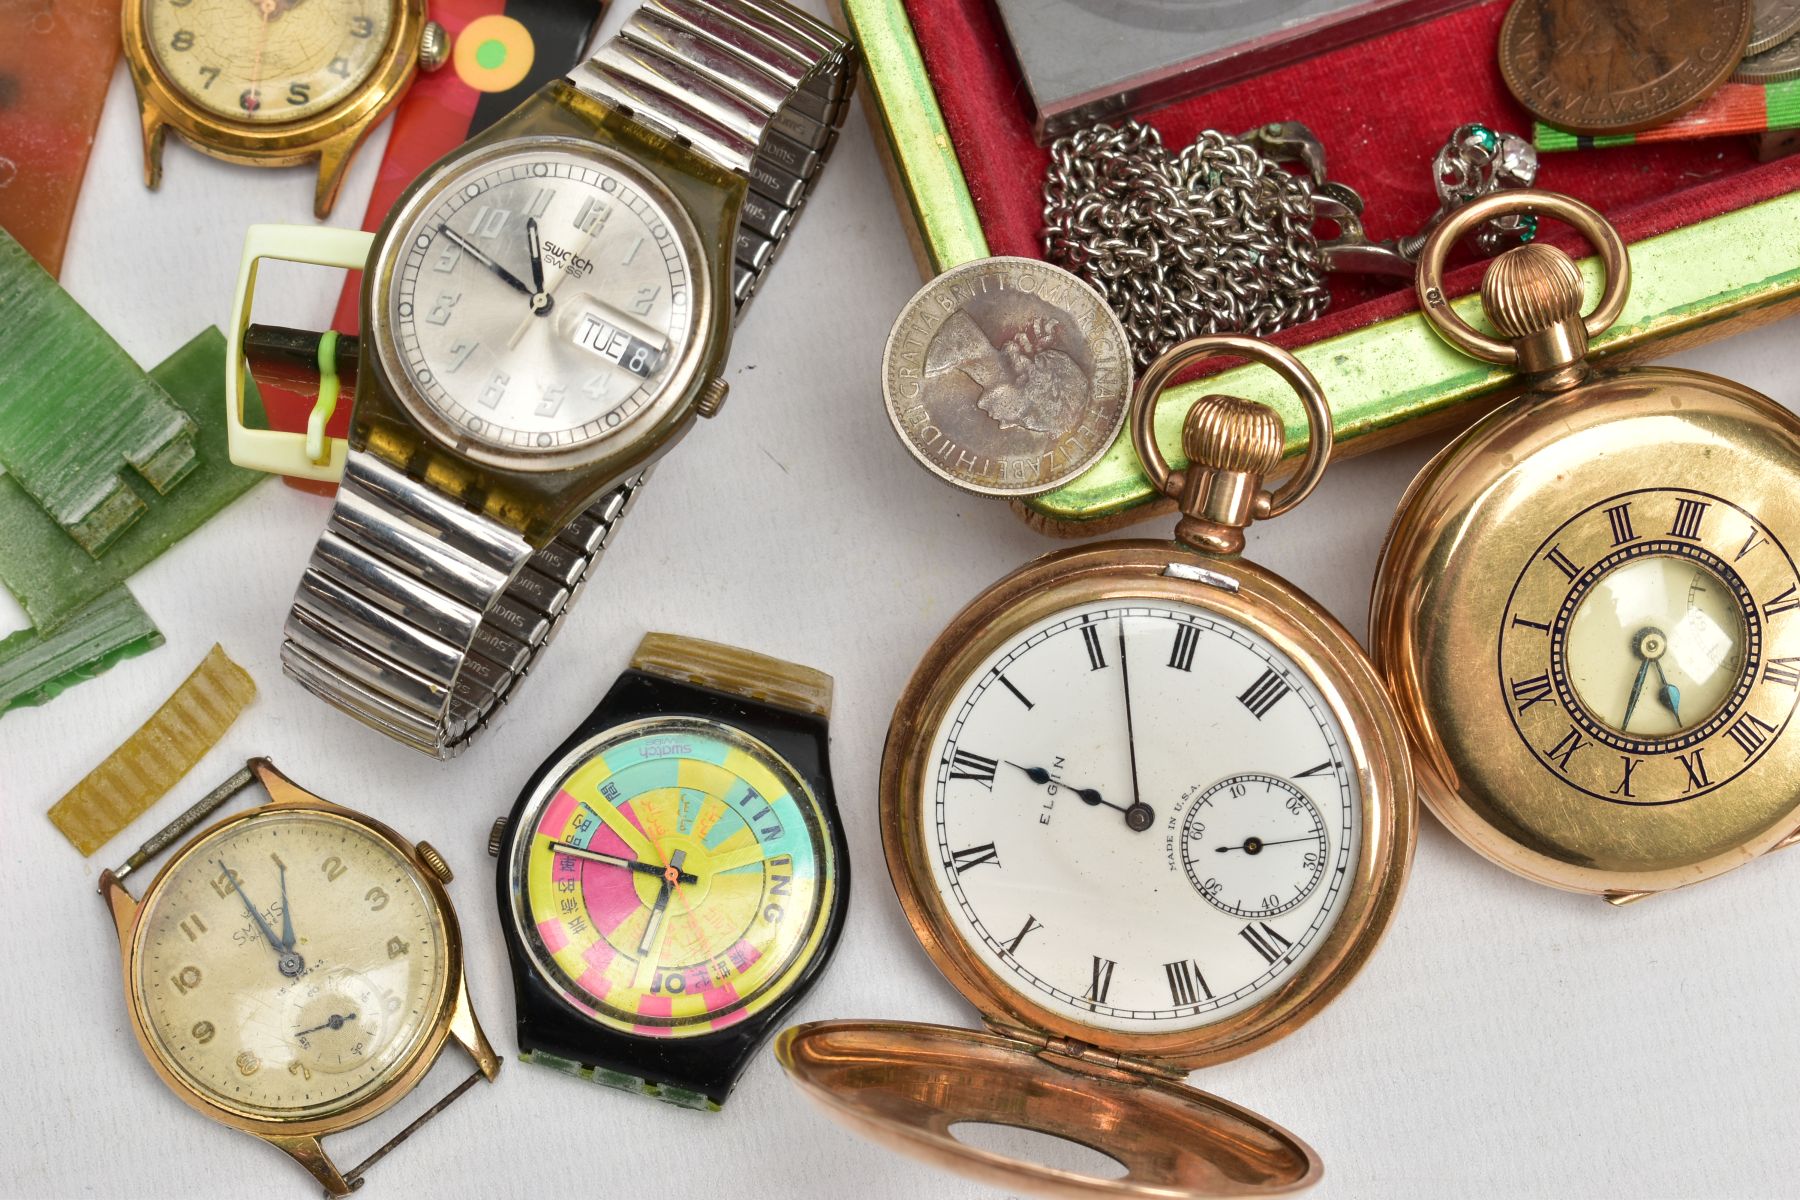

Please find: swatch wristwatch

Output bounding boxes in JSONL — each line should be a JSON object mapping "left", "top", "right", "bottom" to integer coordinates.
{"left": 488, "top": 632, "right": 849, "bottom": 1110}
{"left": 278, "top": 0, "right": 855, "bottom": 756}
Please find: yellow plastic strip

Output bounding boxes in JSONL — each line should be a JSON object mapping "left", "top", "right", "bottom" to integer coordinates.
{"left": 47, "top": 644, "right": 257, "bottom": 855}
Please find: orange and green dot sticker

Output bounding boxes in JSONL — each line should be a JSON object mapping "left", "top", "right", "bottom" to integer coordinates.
{"left": 454, "top": 15, "right": 536, "bottom": 93}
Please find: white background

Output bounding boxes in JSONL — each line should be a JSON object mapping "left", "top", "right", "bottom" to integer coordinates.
{"left": 5, "top": 5, "right": 1800, "bottom": 1197}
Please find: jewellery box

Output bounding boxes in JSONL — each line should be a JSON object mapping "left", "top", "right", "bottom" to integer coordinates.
{"left": 840, "top": 0, "right": 1800, "bottom": 533}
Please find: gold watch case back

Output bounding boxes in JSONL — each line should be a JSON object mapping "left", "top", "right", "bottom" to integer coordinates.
{"left": 780, "top": 541, "right": 1418, "bottom": 1198}
{"left": 1373, "top": 364, "right": 1800, "bottom": 897}
{"left": 106, "top": 778, "right": 467, "bottom": 1139}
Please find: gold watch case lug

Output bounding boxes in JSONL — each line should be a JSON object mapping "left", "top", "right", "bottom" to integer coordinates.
{"left": 139, "top": 103, "right": 166, "bottom": 191}
{"left": 313, "top": 130, "right": 365, "bottom": 221}
{"left": 448, "top": 972, "right": 502, "bottom": 1081}
{"left": 99, "top": 870, "right": 139, "bottom": 949}
{"left": 265, "top": 1133, "right": 353, "bottom": 1196}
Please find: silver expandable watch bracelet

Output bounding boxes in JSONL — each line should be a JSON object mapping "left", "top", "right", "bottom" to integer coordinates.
{"left": 280, "top": 0, "right": 855, "bottom": 758}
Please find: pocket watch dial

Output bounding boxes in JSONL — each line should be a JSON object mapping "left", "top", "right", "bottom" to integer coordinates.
{"left": 925, "top": 599, "right": 1361, "bottom": 1034}
{"left": 132, "top": 810, "right": 448, "bottom": 1119}
{"left": 1563, "top": 554, "right": 1748, "bottom": 738}
{"left": 143, "top": 0, "right": 392, "bottom": 123}
{"left": 383, "top": 143, "right": 701, "bottom": 456}
{"left": 1501, "top": 488, "right": 1799, "bottom": 805}
{"left": 508, "top": 717, "right": 836, "bottom": 1038}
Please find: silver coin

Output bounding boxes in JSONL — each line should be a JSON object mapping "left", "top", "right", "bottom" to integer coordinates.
{"left": 1749, "top": 0, "right": 1800, "bottom": 54}
{"left": 1733, "top": 26, "right": 1800, "bottom": 80}
{"left": 882, "top": 256, "right": 1132, "bottom": 497}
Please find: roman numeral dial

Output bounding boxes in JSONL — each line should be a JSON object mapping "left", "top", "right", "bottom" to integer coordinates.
{"left": 1500, "top": 488, "right": 1800, "bottom": 805}
{"left": 925, "top": 599, "right": 1359, "bottom": 1034}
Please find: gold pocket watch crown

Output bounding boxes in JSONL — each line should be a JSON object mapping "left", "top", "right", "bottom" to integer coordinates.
{"left": 1416, "top": 189, "right": 1630, "bottom": 385}
{"left": 1130, "top": 334, "right": 1334, "bottom": 554}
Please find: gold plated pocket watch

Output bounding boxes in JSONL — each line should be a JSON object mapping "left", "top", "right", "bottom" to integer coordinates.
{"left": 778, "top": 338, "right": 1415, "bottom": 1196}
{"left": 1373, "top": 190, "right": 1800, "bottom": 903}
{"left": 122, "top": 0, "right": 447, "bottom": 216}
{"left": 100, "top": 758, "right": 499, "bottom": 1195}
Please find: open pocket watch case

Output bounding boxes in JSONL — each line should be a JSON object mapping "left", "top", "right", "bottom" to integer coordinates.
{"left": 779, "top": 338, "right": 1416, "bottom": 1197}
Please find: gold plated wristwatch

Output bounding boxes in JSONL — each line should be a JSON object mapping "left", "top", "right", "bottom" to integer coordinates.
{"left": 99, "top": 759, "right": 500, "bottom": 1195}
{"left": 268, "top": 1, "right": 855, "bottom": 756}
{"left": 122, "top": 0, "right": 448, "bottom": 217}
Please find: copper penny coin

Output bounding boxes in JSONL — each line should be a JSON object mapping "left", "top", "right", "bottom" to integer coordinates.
{"left": 883, "top": 257, "right": 1131, "bottom": 497}
{"left": 1499, "top": 0, "right": 1752, "bottom": 135}
{"left": 1749, "top": 0, "right": 1800, "bottom": 55}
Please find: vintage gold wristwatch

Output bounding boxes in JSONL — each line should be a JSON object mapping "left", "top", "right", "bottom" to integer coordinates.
{"left": 779, "top": 337, "right": 1415, "bottom": 1196}
{"left": 227, "top": 0, "right": 856, "bottom": 756}
{"left": 1372, "top": 190, "right": 1800, "bottom": 902}
{"left": 99, "top": 758, "right": 500, "bottom": 1195}
{"left": 122, "top": 0, "right": 448, "bottom": 217}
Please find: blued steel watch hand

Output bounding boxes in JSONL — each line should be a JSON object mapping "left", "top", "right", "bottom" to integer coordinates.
{"left": 217, "top": 859, "right": 304, "bottom": 978}
{"left": 1007, "top": 761, "right": 1153, "bottom": 831}
{"left": 1653, "top": 660, "right": 1682, "bottom": 722}
{"left": 1621, "top": 657, "right": 1651, "bottom": 730}
{"left": 1007, "top": 762, "right": 1122, "bottom": 810}
{"left": 439, "top": 225, "right": 535, "bottom": 299}
{"left": 1115, "top": 622, "right": 1157, "bottom": 832}
{"left": 1215, "top": 836, "right": 1320, "bottom": 853}
{"left": 549, "top": 840, "right": 698, "bottom": 884}
{"left": 295, "top": 1013, "right": 356, "bottom": 1038}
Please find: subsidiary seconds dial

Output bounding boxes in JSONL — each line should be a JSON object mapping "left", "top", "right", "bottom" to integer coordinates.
{"left": 385, "top": 142, "right": 699, "bottom": 456}
{"left": 1181, "top": 774, "right": 1328, "bottom": 919}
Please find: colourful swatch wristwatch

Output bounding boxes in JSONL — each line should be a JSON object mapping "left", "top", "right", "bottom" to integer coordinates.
{"left": 487, "top": 632, "right": 848, "bottom": 1110}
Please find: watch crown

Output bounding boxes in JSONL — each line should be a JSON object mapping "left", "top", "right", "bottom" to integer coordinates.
{"left": 1481, "top": 241, "right": 1583, "bottom": 338}
{"left": 419, "top": 21, "right": 450, "bottom": 72}
{"left": 416, "top": 841, "right": 454, "bottom": 884}
{"left": 1162, "top": 393, "right": 1286, "bottom": 556}
{"left": 1182, "top": 394, "right": 1285, "bottom": 476}
{"left": 696, "top": 376, "right": 729, "bottom": 419}
{"left": 1479, "top": 240, "right": 1592, "bottom": 378}
{"left": 487, "top": 816, "right": 509, "bottom": 858}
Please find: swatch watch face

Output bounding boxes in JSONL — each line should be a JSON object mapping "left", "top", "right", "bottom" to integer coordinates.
{"left": 507, "top": 716, "right": 836, "bottom": 1038}
{"left": 143, "top": 0, "right": 394, "bottom": 122}
{"left": 131, "top": 809, "right": 450, "bottom": 1119}
{"left": 380, "top": 139, "right": 706, "bottom": 463}
{"left": 923, "top": 598, "right": 1362, "bottom": 1034}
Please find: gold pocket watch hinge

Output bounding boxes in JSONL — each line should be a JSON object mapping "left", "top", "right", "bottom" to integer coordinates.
{"left": 987, "top": 1022, "right": 1186, "bottom": 1084}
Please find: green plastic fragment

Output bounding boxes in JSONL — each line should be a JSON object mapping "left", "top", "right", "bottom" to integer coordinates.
{"left": 0, "top": 327, "right": 265, "bottom": 633}
{"left": 0, "top": 585, "right": 163, "bottom": 713}
{"left": 0, "top": 230, "right": 200, "bottom": 555}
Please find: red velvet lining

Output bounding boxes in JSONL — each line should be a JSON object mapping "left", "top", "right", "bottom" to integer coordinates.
{"left": 902, "top": 0, "right": 1800, "bottom": 352}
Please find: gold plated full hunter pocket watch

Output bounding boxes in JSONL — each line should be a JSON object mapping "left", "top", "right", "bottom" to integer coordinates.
{"left": 99, "top": 758, "right": 499, "bottom": 1195}
{"left": 122, "top": 0, "right": 447, "bottom": 216}
{"left": 1373, "top": 190, "right": 1800, "bottom": 903}
{"left": 778, "top": 337, "right": 1415, "bottom": 1197}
